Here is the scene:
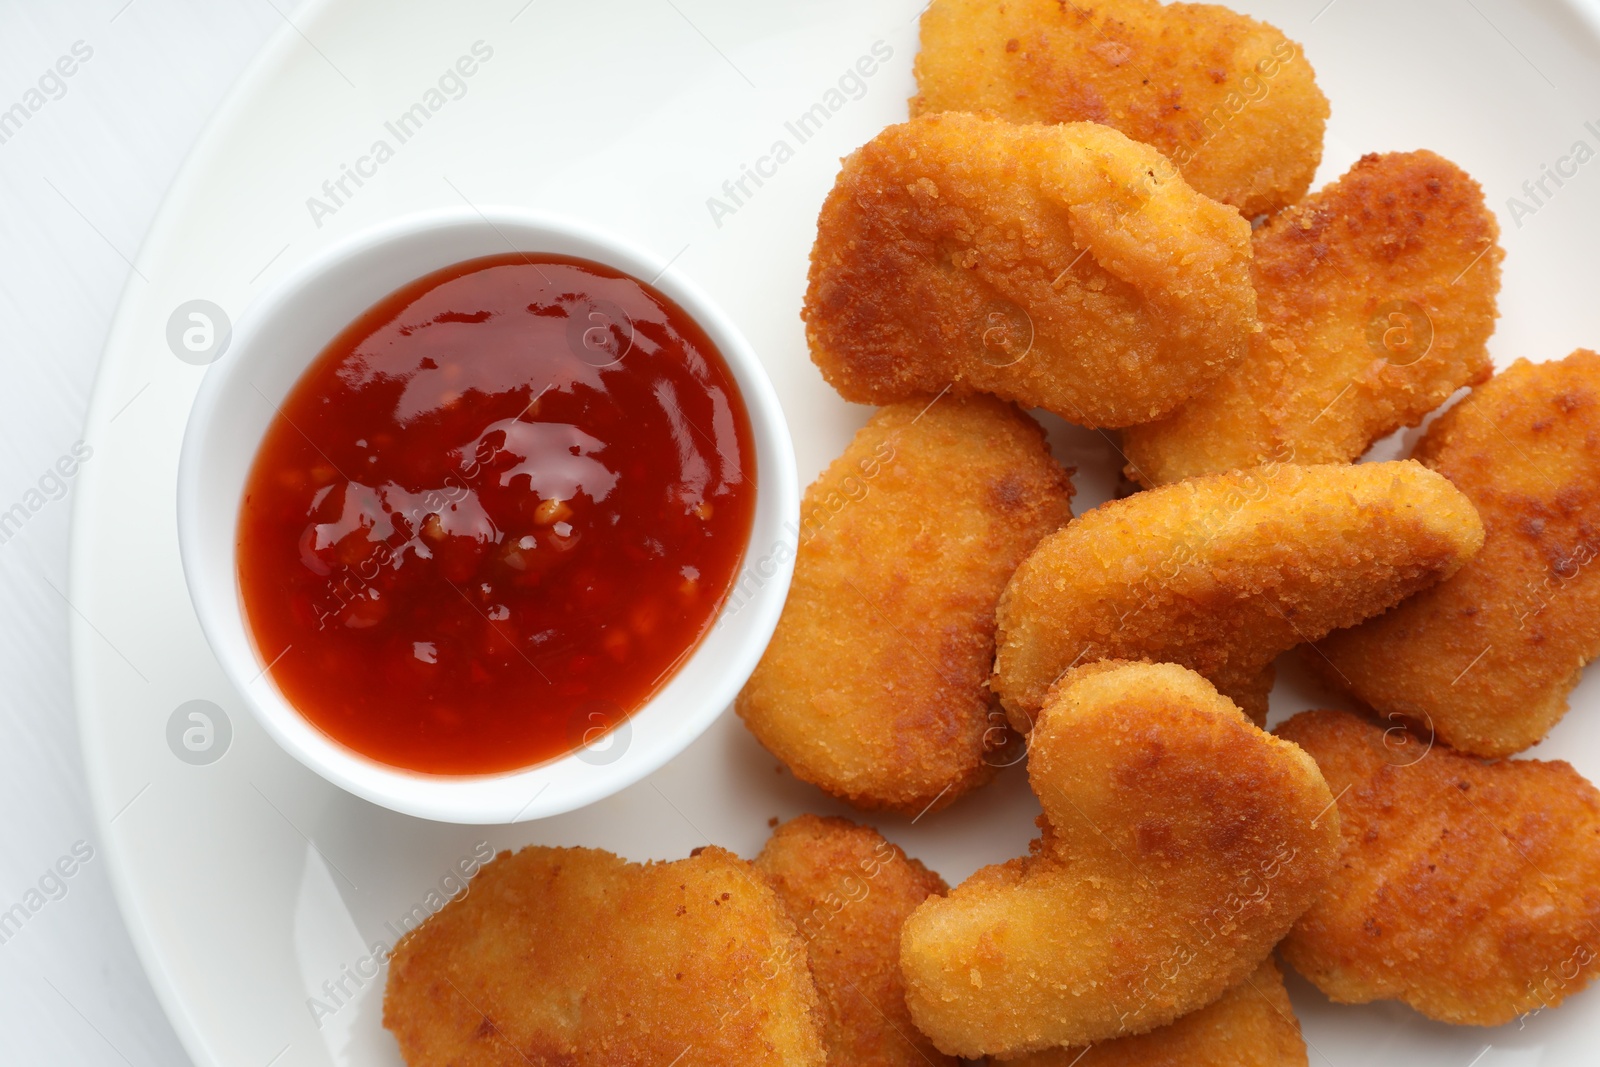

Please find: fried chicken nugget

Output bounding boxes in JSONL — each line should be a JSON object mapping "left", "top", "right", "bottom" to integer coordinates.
{"left": 737, "top": 396, "right": 1073, "bottom": 813}
{"left": 383, "top": 846, "right": 825, "bottom": 1066}
{"left": 755, "top": 816, "right": 957, "bottom": 1067}
{"left": 1314, "top": 351, "right": 1600, "bottom": 756}
{"left": 911, "top": 0, "right": 1329, "bottom": 217}
{"left": 1122, "top": 151, "right": 1503, "bottom": 486}
{"left": 993, "top": 461, "right": 1484, "bottom": 729}
{"left": 1002, "top": 958, "right": 1308, "bottom": 1067}
{"left": 899, "top": 662, "right": 1339, "bottom": 1057}
{"left": 1276, "top": 710, "right": 1600, "bottom": 1025}
{"left": 804, "top": 112, "right": 1257, "bottom": 429}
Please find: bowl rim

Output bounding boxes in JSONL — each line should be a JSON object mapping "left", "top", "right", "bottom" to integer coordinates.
{"left": 175, "top": 205, "right": 798, "bottom": 824}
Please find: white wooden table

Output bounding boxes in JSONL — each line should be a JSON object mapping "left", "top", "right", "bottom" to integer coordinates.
{"left": 0, "top": 3, "right": 280, "bottom": 1063}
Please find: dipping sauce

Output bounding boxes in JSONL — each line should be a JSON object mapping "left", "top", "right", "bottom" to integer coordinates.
{"left": 237, "top": 254, "right": 757, "bottom": 774}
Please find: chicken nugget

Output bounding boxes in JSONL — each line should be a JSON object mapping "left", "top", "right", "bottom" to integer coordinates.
{"left": 1122, "top": 151, "right": 1502, "bottom": 486}
{"left": 1002, "top": 958, "right": 1308, "bottom": 1067}
{"left": 1314, "top": 351, "right": 1600, "bottom": 756}
{"left": 1276, "top": 709, "right": 1600, "bottom": 1025}
{"left": 899, "top": 662, "right": 1339, "bottom": 1057}
{"left": 993, "top": 461, "right": 1484, "bottom": 729}
{"left": 912, "top": 0, "right": 1329, "bottom": 217}
{"left": 804, "top": 112, "right": 1257, "bottom": 429}
{"left": 755, "top": 816, "right": 956, "bottom": 1067}
{"left": 384, "top": 845, "right": 825, "bottom": 1066}
{"left": 737, "top": 396, "right": 1073, "bottom": 813}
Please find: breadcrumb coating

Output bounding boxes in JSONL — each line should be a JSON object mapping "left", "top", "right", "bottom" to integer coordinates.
{"left": 912, "top": 0, "right": 1329, "bottom": 217}
{"left": 384, "top": 846, "right": 826, "bottom": 1066}
{"left": 900, "top": 662, "right": 1338, "bottom": 1057}
{"left": 992, "top": 461, "right": 1484, "bottom": 729}
{"left": 804, "top": 112, "right": 1256, "bottom": 429}
{"left": 1314, "top": 350, "right": 1600, "bottom": 756}
{"left": 1001, "top": 958, "right": 1308, "bottom": 1067}
{"left": 1278, "top": 709, "right": 1600, "bottom": 1025}
{"left": 738, "top": 396, "right": 1073, "bottom": 813}
{"left": 756, "top": 816, "right": 955, "bottom": 1067}
{"left": 1123, "top": 150, "right": 1502, "bottom": 486}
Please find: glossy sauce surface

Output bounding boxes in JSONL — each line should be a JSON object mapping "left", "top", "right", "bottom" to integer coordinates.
{"left": 237, "top": 254, "right": 756, "bottom": 774}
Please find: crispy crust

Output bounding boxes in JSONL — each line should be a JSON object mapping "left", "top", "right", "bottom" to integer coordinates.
{"left": 737, "top": 396, "right": 1073, "bottom": 813}
{"left": 1123, "top": 150, "right": 1502, "bottom": 485}
{"left": 755, "top": 816, "right": 956, "bottom": 1067}
{"left": 992, "top": 461, "right": 1485, "bottom": 731}
{"left": 803, "top": 112, "right": 1257, "bottom": 429}
{"left": 1001, "top": 958, "right": 1308, "bottom": 1066}
{"left": 383, "top": 846, "right": 826, "bottom": 1066}
{"left": 1313, "top": 351, "right": 1600, "bottom": 756}
{"left": 899, "top": 662, "right": 1339, "bottom": 1056}
{"left": 911, "top": 0, "right": 1329, "bottom": 217}
{"left": 1277, "top": 710, "right": 1600, "bottom": 1025}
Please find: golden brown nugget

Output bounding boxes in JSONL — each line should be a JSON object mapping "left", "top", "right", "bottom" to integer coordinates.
{"left": 1276, "top": 710, "right": 1600, "bottom": 1025}
{"left": 384, "top": 846, "right": 825, "bottom": 1067}
{"left": 737, "top": 397, "right": 1073, "bottom": 813}
{"left": 993, "top": 461, "right": 1484, "bottom": 731}
{"left": 912, "top": 0, "right": 1328, "bottom": 217}
{"left": 1003, "top": 958, "right": 1308, "bottom": 1066}
{"left": 804, "top": 112, "right": 1256, "bottom": 429}
{"left": 1316, "top": 352, "right": 1600, "bottom": 756}
{"left": 899, "top": 662, "right": 1339, "bottom": 1057}
{"left": 756, "top": 816, "right": 957, "bottom": 1067}
{"left": 1123, "top": 151, "right": 1502, "bottom": 486}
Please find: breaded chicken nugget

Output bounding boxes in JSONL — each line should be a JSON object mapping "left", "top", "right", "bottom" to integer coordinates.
{"left": 738, "top": 397, "right": 1073, "bottom": 813}
{"left": 804, "top": 112, "right": 1256, "bottom": 429}
{"left": 756, "top": 816, "right": 956, "bottom": 1067}
{"left": 1002, "top": 958, "right": 1308, "bottom": 1066}
{"left": 912, "top": 0, "right": 1329, "bottom": 217}
{"left": 1315, "top": 352, "right": 1600, "bottom": 756}
{"left": 899, "top": 662, "right": 1339, "bottom": 1057}
{"left": 1276, "top": 710, "right": 1600, "bottom": 1025}
{"left": 384, "top": 846, "right": 825, "bottom": 1066}
{"left": 1123, "top": 151, "right": 1502, "bottom": 486}
{"left": 993, "top": 461, "right": 1484, "bottom": 729}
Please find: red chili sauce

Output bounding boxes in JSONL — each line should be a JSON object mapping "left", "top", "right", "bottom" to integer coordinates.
{"left": 237, "top": 253, "right": 756, "bottom": 774}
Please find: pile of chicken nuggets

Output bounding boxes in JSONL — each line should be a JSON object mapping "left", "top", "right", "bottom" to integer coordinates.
{"left": 383, "top": 1, "right": 1600, "bottom": 1063}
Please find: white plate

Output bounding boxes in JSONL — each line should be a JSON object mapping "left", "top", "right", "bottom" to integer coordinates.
{"left": 71, "top": 1, "right": 1600, "bottom": 1064}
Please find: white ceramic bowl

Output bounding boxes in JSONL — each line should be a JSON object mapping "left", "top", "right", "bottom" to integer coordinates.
{"left": 176, "top": 208, "right": 798, "bottom": 824}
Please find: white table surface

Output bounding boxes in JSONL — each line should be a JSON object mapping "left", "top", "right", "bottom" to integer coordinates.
{"left": 1, "top": 4, "right": 278, "bottom": 1063}
{"left": 2, "top": 1, "right": 1598, "bottom": 1065}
